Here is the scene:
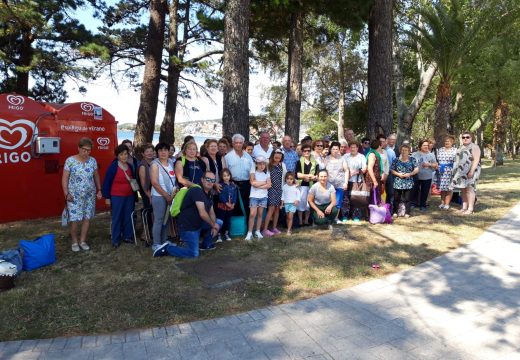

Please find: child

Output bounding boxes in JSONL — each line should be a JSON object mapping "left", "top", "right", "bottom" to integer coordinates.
{"left": 263, "top": 149, "right": 286, "bottom": 237}
{"left": 281, "top": 172, "right": 300, "bottom": 235}
{"left": 216, "top": 168, "right": 237, "bottom": 242}
{"left": 245, "top": 156, "right": 271, "bottom": 241}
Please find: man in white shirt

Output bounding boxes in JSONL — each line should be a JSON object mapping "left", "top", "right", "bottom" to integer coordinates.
{"left": 225, "top": 133, "right": 254, "bottom": 215}
{"left": 252, "top": 131, "right": 273, "bottom": 160}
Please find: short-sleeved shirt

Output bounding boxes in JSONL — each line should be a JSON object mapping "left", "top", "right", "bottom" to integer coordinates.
{"left": 391, "top": 157, "right": 417, "bottom": 190}
{"left": 252, "top": 144, "right": 273, "bottom": 160}
{"left": 282, "top": 147, "right": 299, "bottom": 173}
{"left": 225, "top": 150, "right": 254, "bottom": 181}
{"left": 344, "top": 153, "right": 367, "bottom": 182}
{"left": 411, "top": 151, "right": 437, "bottom": 180}
{"left": 309, "top": 182, "right": 335, "bottom": 205}
{"left": 250, "top": 170, "right": 270, "bottom": 198}
{"left": 325, "top": 156, "right": 347, "bottom": 189}
{"left": 177, "top": 187, "right": 212, "bottom": 231}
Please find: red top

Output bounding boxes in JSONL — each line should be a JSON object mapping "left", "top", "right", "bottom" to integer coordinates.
{"left": 110, "top": 167, "right": 134, "bottom": 197}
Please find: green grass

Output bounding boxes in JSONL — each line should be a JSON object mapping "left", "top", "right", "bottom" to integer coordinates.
{"left": 1, "top": 159, "right": 519, "bottom": 341}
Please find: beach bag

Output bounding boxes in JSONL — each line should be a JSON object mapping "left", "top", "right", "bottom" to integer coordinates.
{"left": 369, "top": 190, "right": 392, "bottom": 224}
{"left": 229, "top": 191, "right": 247, "bottom": 237}
{"left": 61, "top": 206, "right": 69, "bottom": 227}
{"left": 397, "top": 202, "right": 406, "bottom": 217}
{"left": 0, "top": 248, "right": 23, "bottom": 275}
{"left": 431, "top": 183, "right": 441, "bottom": 196}
{"left": 170, "top": 184, "right": 201, "bottom": 217}
{"left": 19, "top": 234, "right": 56, "bottom": 271}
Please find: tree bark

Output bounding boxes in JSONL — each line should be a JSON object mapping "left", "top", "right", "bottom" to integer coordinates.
{"left": 434, "top": 78, "right": 451, "bottom": 146}
{"left": 492, "top": 97, "right": 508, "bottom": 166}
{"left": 134, "top": 0, "right": 168, "bottom": 148}
{"left": 160, "top": 0, "right": 189, "bottom": 145}
{"left": 15, "top": 31, "right": 33, "bottom": 95}
{"left": 222, "top": 0, "right": 251, "bottom": 139}
{"left": 285, "top": 9, "right": 304, "bottom": 142}
{"left": 367, "top": 0, "right": 393, "bottom": 139}
{"left": 336, "top": 34, "right": 346, "bottom": 142}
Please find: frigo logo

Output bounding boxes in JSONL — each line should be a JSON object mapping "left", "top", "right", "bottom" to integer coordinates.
{"left": 6, "top": 95, "right": 25, "bottom": 111}
{"left": 0, "top": 118, "right": 37, "bottom": 165}
{"left": 97, "top": 137, "right": 110, "bottom": 150}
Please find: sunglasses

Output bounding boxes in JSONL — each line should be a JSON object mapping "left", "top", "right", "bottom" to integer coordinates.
{"left": 461, "top": 136, "right": 471, "bottom": 139}
{"left": 204, "top": 177, "right": 216, "bottom": 183}
{"left": 315, "top": 144, "right": 323, "bottom": 147}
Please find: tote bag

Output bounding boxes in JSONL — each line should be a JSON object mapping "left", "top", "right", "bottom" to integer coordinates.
{"left": 368, "top": 190, "right": 392, "bottom": 224}
{"left": 229, "top": 191, "right": 247, "bottom": 237}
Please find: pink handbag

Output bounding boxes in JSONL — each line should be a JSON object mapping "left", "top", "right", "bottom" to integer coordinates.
{"left": 368, "top": 190, "right": 392, "bottom": 224}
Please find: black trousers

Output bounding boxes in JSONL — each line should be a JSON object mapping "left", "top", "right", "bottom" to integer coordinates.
{"left": 412, "top": 179, "right": 432, "bottom": 208}
{"left": 393, "top": 189, "right": 412, "bottom": 215}
{"left": 385, "top": 173, "right": 395, "bottom": 211}
{"left": 234, "top": 180, "right": 251, "bottom": 217}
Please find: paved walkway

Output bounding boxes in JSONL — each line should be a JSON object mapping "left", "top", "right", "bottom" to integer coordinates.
{"left": 2, "top": 205, "right": 520, "bottom": 360}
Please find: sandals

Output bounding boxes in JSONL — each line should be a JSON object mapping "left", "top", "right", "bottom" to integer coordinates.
{"left": 79, "top": 243, "right": 90, "bottom": 251}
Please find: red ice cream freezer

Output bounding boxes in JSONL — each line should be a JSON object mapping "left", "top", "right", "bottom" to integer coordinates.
{"left": 0, "top": 93, "right": 117, "bottom": 223}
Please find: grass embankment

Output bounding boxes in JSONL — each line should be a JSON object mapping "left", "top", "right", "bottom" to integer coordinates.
{"left": 1, "top": 159, "right": 519, "bottom": 341}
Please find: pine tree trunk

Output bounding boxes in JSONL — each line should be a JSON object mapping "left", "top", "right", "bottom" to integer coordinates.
{"left": 222, "top": 0, "right": 251, "bottom": 138}
{"left": 492, "top": 97, "right": 508, "bottom": 166}
{"left": 367, "top": 0, "right": 393, "bottom": 139}
{"left": 285, "top": 9, "right": 304, "bottom": 141}
{"left": 134, "top": 0, "right": 168, "bottom": 148}
{"left": 159, "top": 0, "right": 185, "bottom": 145}
{"left": 16, "top": 31, "right": 33, "bottom": 96}
{"left": 336, "top": 35, "right": 346, "bottom": 142}
{"left": 434, "top": 78, "right": 451, "bottom": 146}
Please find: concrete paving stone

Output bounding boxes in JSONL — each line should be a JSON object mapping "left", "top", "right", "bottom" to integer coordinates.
{"left": 95, "top": 335, "right": 111, "bottom": 347}
{"left": 165, "top": 324, "right": 181, "bottom": 336}
{"left": 261, "top": 344, "right": 292, "bottom": 360}
{"left": 47, "top": 338, "right": 68, "bottom": 352}
{"left": 200, "top": 319, "right": 226, "bottom": 330}
{"left": 204, "top": 341, "right": 235, "bottom": 359}
{"left": 168, "top": 333, "right": 201, "bottom": 350}
{"left": 81, "top": 335, "right": 98, "bottom": 348}
{"left": 91, "top": 343, "right": 124, "bottom": 359}
{"left": 220, "top": 315, "right": 244, "bottom": 326}
{"left": 178, "top": 346, "right": 210, "bottom": 360}
{"left": 151, "top": 326, "right": 167, "bottom": 339}
{"left": 316, "top": 317, "right": 371, "bottom": 340}
{"left": 178, "top": 323, "right": 194, "bottom": 334}
{"left": 190, "top": 320, "right": 209, "bottom": 334}
{"left": 349, "top": 279, "right": 388, "bottom": 294}
{"left": 31, "top": 339, "right": 53, "bottom": 352}
{"left": 213, "top": 317, "right": 234, "bottom": 328}
{"left": 247, "top": 309, "right": 267, "bottom": 321}
{"left": 267, "top": 306, "right": 286, "bottom": 315}
{"left": 110, "top": 333, "right": 126, "bottom": 344}
{"left": 124, "top": 330, "right": 140, "bottom": 343}
{"left": 1, "top": 340, "right": 22, "bottom": 354}
{"left": 139, "top": 328, "right": 154, "bottom": 341}
{"left": 122, "top": 341, "right": 148, "bottom": 360}
{"left": 17, "top": 339, "right": 39, "bottom": 352}
{"left": 39, "top": 349, "right": 94, "bottom": 360}
{"left": 145, "top": 338, "right": 179, "bottom": 359}
{"left": 367, "top": 343, "right": 416, "bottom": 360}
{"left": 236, "top": 312, "right": 256, "bottom": 323}
{"left": 225, "top": 337, "right": 255, "bottom": 355}
{"left": 5, "top": 350, "right": 42, "bottom": 360}
{"left": 63, "top": 336, "right": 83, "bottom": 350}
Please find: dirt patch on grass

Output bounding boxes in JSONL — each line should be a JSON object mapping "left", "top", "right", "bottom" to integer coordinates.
{"left": 1, "top": 159, "right": 519, "bottom": 340}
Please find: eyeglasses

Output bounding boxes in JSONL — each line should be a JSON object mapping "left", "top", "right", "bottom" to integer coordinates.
{"left": 204, "top": 177, "right": 216, "bottom": 183}
{"left": 80, "top": 147, "right": 92, "bottom": 152}
{"left": 315, "top": 144, "right": 323, "bottom": 147}
{"left": 303, "top": 150, "right": 311, "bottom": 153}
{"left": 461, "top": 136, "right": 471, "bottom": 139}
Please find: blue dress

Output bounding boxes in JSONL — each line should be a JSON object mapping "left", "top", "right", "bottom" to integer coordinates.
{"left": 65, "top": 156, "right": 98, "bottom": 221}
{"left": 391, "top": 157, "right": 416, "bottom": 190}
{"left": 268, "top": 164, "right": 283, "bottom": 206}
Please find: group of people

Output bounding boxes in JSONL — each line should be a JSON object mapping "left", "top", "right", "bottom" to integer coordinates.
{"left": 61, "top": 128, "right": 481, "bottom": 257}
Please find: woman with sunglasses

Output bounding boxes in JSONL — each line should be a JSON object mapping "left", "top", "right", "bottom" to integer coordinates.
{"left": 296, "top": 144, "right": 318, "bottom": 226}
{"left": 450, "top": 131, "right": 481, "bottom": 215}
{"left": 311, "top": 140, "right": 326, "bottom": 170}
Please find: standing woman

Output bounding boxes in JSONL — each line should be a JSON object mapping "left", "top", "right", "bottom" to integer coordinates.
{"left": 102, "top": 144, "right": 137, "bottom": 248}
{"left": 202, "top": 139, "right": 228, "bottom": 192}
{"left": 366, "top": 139, "right": 384, "bottom": 205}
{"left": 437, "top": 135, "right": 458, "bottom": 209}
{"left": 391, "top": 145, "right": 419, "bottom": 217}
{"left": 325, "top": 141, "right": 349, "bottom": 223}
{"left": 311, "top": 140, "right": 326, "bottom": 170}
{"left": 175, "top": 140, "right": 206, "bottom": 188}
{"left": 342, "top": 141, "right": 367, "bottom": 220}
{"left": 262, "top": 149, "right": 286, "bottom": 236}
{"left": 150, "top": 143, "right": 176, "bottom": 251}
{"left": 296, "top": 144, "right": 318, "bottom": 226}
{"left": 218, "top": 138, "right": 230, "bottom": 157}
{"left": 411, "top": 140, "right": 439, "bottom": 211}
{"left": 62, "top": 138, "right": 102, "bottom": 252}
{"left": 450, "top": 131, "right": 481, "bottom": 215}
{"left": 308, "top": 169, "right": 338, "bottom": 227}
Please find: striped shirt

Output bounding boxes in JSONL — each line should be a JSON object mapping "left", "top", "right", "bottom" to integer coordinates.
{"left": 225, "top": 150, "right": 254, "bottom": 181}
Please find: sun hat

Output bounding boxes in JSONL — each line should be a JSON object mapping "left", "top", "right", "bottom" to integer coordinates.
{"left": 255, "top": 155, "right": 267, "bottom": 163}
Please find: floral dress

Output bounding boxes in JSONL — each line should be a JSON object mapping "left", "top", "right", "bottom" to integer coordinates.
{"left": 450, "top": 143, "right": 481, "bottom": 192}
{"left": 391, "top": 157, "right": 417, "bottom": 190}
{"left": 268, "top": 164, "right": 283, "bottom": 206}
{"left": 437, "top": 147, "right": 457, "bottom": 191}
{"left": 65, "top": 156, "right": 98, "bottom": 221}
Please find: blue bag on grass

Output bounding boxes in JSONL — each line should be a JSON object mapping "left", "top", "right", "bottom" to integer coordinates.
{"left": 0, "top": 248, "right": 23, "bottom": 274}
{"left": 19, "top": 234, "right": 56, "bottom": 271}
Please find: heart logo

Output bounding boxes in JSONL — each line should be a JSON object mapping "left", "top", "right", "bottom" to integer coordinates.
{"left": 0, "top": 119, "right": 38, "bottom": 150}
{"left": 81, "top": 103, "right": 94, "bottom": 112}
{"left": 6, "top": 95, "right": 25, "bottom": 106}
{"left": 97, "top": 137, "right": 110, "bottom": 146}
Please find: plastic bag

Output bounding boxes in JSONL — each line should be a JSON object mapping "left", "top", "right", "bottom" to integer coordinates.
{"left": 19, "top": 234, "right": 56, "bottom": 271}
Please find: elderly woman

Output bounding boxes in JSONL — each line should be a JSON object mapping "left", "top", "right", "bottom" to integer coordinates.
{"left": 296, "top": 144, "right": 318, "bottom": 226}
{"left": 202, "top": 139, "right": 227, "bottom": 188}
{"left": 311, "top": 139, "right": 326, "bottom": 169}
{"left": 325, "top": 141, "right": 349, "bottom": 223}
{"left": 366, "top": 139, "right": 384, "bottom": 205}
{"left": 175, "top": 139, "right": 207, "bottom": 188}
{"left": 308, "top": 169, "right": 338, "bottom": 227}
{"left": 150, "top": 142, "right": 176, "bottom": 251}
{"left": 342, "top": 141, "right": 367, "bottom": 220}
{"left": 437, "top": 135, "right": 457, "bottom": 209}
{"left": 411, "top": 139, "right": 439, "bottom": 211}
{"left": 61, "top": 138, "right": 102, "bottom": 252}
{"left": 391, "top": 144, "right": 419, "bottom": 217}
{"left": 102, "top": 144, "right": 138, "bottom": 248}
{"left": 450, "top": 131, "right": 481, "bottom": 215}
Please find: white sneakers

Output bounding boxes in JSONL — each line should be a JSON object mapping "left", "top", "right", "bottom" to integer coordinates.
{"left": 439, "top": 204, "right": 450, "bottom": 210}
{"left": 245, "top": 231, "right": 264, "bottom": 241}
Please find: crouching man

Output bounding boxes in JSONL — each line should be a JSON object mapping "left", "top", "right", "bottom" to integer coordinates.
{"left": 153, "top": 171, "right": 222, "bottom": 258}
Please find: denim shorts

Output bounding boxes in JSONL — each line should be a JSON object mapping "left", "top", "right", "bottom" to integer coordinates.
{"left": 250, "top": 197, "right": 268, "bottom": 208}
{"left": 284, "top": 203, "right": 297, "bottom": 213}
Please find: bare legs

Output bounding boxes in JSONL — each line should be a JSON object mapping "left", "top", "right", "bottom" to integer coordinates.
{"left": 460, "top": 187, "right": 476, "bottom": 214}
{"left": 263, "top": 206, "right": 280, "bottom": 232}
{"left": 286, "top": 212, "right": 294, "bottom": 234}
{"left": 297, "top": 210, "right": 310, "bottom": 225}
{"left": 441, "top": 191, "right": 452, "bottom": 207}
{"left": 248, "top": 207, "right": 263, "bottom": 233}
{"left": 70, "top": 219, "right": 90, "bottom": 245}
